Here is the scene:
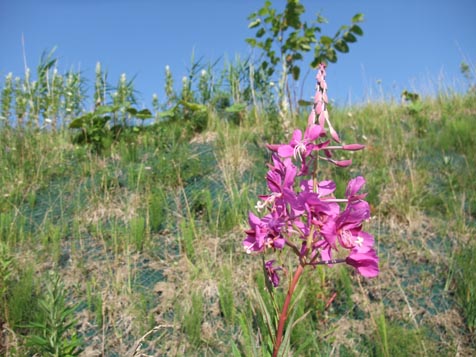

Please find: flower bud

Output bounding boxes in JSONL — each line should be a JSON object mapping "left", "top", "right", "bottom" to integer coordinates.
{"left": 343, "top": 144, "right": 365, "bottom": 151}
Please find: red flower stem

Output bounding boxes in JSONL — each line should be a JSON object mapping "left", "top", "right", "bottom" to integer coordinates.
{"left": 272, "top": 263, "right": 305, "bottom": 357}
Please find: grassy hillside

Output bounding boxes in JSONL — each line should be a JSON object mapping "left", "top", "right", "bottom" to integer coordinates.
{"left": 0, "top": 65, "right": 475, "bottom": 355}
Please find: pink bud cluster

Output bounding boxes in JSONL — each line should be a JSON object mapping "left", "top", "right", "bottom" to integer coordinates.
{"left": 244, "top": 64, "right": 379, "bottom": 286}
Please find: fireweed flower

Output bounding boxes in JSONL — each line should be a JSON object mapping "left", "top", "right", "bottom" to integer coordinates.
{"left": 243, "top": 212, "right": 286, "bottom": 254}
{"left": 255, "top": 155, "right": 297, "bottom": 213}
{"left": 244, "top": 64, "right": 379, "bottom": 357}
{"left": 244, "top": 64, "right": 379, "bottom": 288}
{"left": 267, "top": 124, "right": 323, "bottom": 160}
{"left": 345, "top": 176, "right": 368, "bottom": 203}
{"left": 345, "top": 249, "right": 379, "bottom": 278}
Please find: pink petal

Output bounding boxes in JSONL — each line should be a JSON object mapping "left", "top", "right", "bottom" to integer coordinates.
{"left": 291, "top": 129, "right": 303, "bottom": 143}
{"left": 305, "top": 124, "right": 322, "bottom": 141}
{"left": 345, "top": 176, "right": 366, "bottom": 197}
{"left": 277, "top": 145, "right": 295, "bottom": 158}
{"left": 346, "top": 250, "right": 379, "bottom": 278}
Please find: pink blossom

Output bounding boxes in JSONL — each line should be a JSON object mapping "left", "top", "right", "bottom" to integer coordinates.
{"left": 267, "top": 124, "right": 323, "bottom": 161}
{"left": 345, "top": 249, "right": 379, "bottom": 277}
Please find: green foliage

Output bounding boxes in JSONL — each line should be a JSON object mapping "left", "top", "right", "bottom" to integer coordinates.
{"left": 148, "top": 188, "right": 168, "bottom": 232}
{"left": 130, "top": 216, "right": 147, "bottom": 252}
{"left": 86, "top": 280, "right": 103, "bottom": 328}
{"left": 246, "top": 0, "right": 365, "bottom": 79}
{"left": 6, "top": 266, "right": 38, "bottom": 329}
{"left": 26, "top": 273, "right": 83, "bottom": 356}
{"left": 218, "top": 266, "right": 236, "bottom": 325}
{"left": 0, "top": 48, "right": 86, "bottom": 128}
{"left": 0, "top": 73, "right": 13, "bottom": 125}
{"left": 180, "top": 291, "right": 204, "bottom": 347}
{"left": 180, "top": 220, "right": 196, "bottom": 262}
{"left": 69, "top": 104, "right": 152, "bottom": 152}
{"left": 454, "top": 241, "right": 476, "bottom": 332}
{"left": 370, "top": 311, "right": 428, "bottom": 357}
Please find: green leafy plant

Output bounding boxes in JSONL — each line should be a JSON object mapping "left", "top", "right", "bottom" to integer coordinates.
{"left": 246, "top": 0, "right": 364, "bottom": 116}
{"left": 218, "top": 266, "right": 236, "bottom": 325}
{"left": 180, "top": 291, "right": 204, "bottom": 347}
{"left": 26, "top": 273, "right": 83, "bottom": 356}
{"left": 69, "top": 104, "right": 152, "bottom": 152}
{"left": 246, "top": 0, "right": 364, "bottom": 79}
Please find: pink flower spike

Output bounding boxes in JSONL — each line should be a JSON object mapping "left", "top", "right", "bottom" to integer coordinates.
{"left": 343, "top": 144, "right": 365, "bottom": 151}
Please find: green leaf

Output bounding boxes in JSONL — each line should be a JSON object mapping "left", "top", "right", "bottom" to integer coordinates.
{"left": 320, "top": 36, "right": 333, "bottom": 46}
{"left": 291, "top": 66, "right": 300, "bottom": 81}
{"left": 26, "top": 335, "right": 49, "bottom": 347}
{"left": 225, "top": 103, "right": 247, "bottom": 113}
{"left": 352, "top": 13, "right": 365, "bottom": 23}
{"left": 126, "top": 107, "right": 138, "bottom": 116}
{"left": 69, "top": 113, "right": 94, "bottom": 128}
{"left": 136, "top": 109, "right": 153, "bottom": 119}
{"left": 231, "top": 341, "right": 241, "bottom": 357}
{"left": 94, "top": 105, "right": 119, "bottom": 115}
{"left": 245, "top": 38, "right": 257, "bottom": 47}
{"left": 298, "top": 99, "right": 313, "bottom": 107}
{"left": 311, "top": 57, "right": 320, "bottom": 68}
{"left": 248, "top": 18, "right": 261, "bottom": 29}
{"left": 326, "top": 48, "right": 338, "bottom": 63}
{"left": 179, "top": 100, "right": 206, "bottom": 112}
{"left": 334, "top": 39, "right": 349, "bottom": 53}
{"left": 68, "top": 117, "right": 85, "bottom": 129}
{"left": 339, "top": 24, "right": 349, "bottom": 32}
{"left": 291, "top": 52, "right": 303, "bottom": 61}
{"left": 350, "top": 24, "right": 364, "bottom": 36}
{"left": 252, "top": 288, "right": 276, "bottom": 344}
{"left": 317, "top": 14, "right": 328, "bottom": 24}
{"left": 258, "top": 3, "right": 270, "bottom": 16}
{"left": 256, "top": 28, "right": 266, "bottom": 38}
{"left": 158, "top": 109, "right": 176, "bottom": 118}
{"left": 343, "top": 31, "right": 357, "bottom": 43}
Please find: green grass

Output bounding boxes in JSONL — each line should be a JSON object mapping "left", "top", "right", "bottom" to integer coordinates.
{"left": 0, "top": 70, "right": 475, "bottom": 355}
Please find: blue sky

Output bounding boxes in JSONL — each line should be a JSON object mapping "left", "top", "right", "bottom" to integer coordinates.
{"left": 1, "top": 0, "right": 475, "bottom": 107}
